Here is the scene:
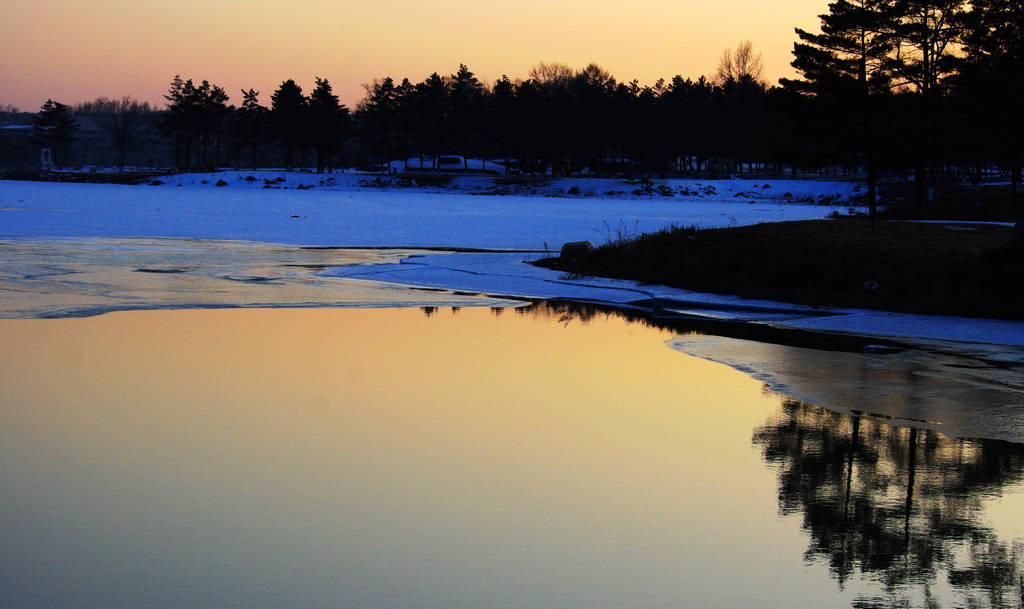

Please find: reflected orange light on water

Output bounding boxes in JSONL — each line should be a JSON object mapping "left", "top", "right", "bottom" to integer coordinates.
{"left": 0, "top": 306, "right": 837, "bottom": 608}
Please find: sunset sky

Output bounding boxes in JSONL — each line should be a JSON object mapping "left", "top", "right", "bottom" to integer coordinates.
{"left": 1, "top": 0, "right": 827, "bottom": 112}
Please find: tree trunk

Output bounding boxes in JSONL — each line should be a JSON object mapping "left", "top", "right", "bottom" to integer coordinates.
{"left": 1013, "top": 163, "right": 1024, "bottom": 250}
{"left": 867, "top": 162, "right": 878, "bottom": 233}
{"left": 914, "top": 165, "right": 927, "bottom": 217}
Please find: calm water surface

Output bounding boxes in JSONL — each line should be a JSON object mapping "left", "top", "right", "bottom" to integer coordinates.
{"left": 2, "top": 305, "right": 1022, "bottom": 609}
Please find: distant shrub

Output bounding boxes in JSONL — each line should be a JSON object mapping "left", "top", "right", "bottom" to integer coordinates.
{"left": 215, "top": 179, "right": 228, "bottom": 187}
{"left": 567, "top": 186, "right": 581, "bottom": 195}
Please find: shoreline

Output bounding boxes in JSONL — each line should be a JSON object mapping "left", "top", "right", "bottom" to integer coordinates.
{"left": 5, "top": 236, "right": 1022, "bottom": 356}
{"left": 4, "top": 236, "right": 1022, "bottom": 441}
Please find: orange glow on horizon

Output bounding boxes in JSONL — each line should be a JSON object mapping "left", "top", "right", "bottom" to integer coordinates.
{"left": 1, "top": 0, "right": 829, "bottom": 112}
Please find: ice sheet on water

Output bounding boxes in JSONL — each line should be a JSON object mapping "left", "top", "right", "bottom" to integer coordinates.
{"left": 0, "top": 239, "right": 522, "bottom": 318}
{"left": 669, "top": 333, "right": 1024, "bottom": 443}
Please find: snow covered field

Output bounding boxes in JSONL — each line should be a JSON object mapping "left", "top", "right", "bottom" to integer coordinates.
{"left": 2, "top": 172, "right": 1022, "bottom": 354}
{"left": 0, "top": 171, "right": 857, "bottom": 248}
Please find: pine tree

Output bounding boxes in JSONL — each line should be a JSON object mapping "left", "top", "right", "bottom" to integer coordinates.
{"left": 783, "top": 0, "right": 897, "bottom": 222}
{"left": 32, "top": 99, "right": 78, "bottom": 168}
{"left": 888, "top": 0, "right": 967, "bottom": 94}
{"left": 394, "top": 78, "right": 416, "bottom": 170}
{"left": 356, "top": 77, "right": 398, "bottom": 169}
{"left": 271, "top": 79, "right": 308, "bottom": 169}
{"left": 489, "top": 76, "right": 516, "bottom": 175}
{"left": 234, "top": 88, "right": 269, "bottom": 168}
{"left": 448, "top": 64, "right": 484, "bottom": 170}
{"left": 570, "top": 64, "right": 616, "bottom": 172}
{"left": 162, "top": 76, "right": 231, "bottom": 170}
{"left": 414, "top": 73, "right": 448, "bottom": 171}
{"left": 888, "top": 0, "right": 968, "bottom": 209}
{"left": 308, "top": 77, "right": 350, "bottom": 173}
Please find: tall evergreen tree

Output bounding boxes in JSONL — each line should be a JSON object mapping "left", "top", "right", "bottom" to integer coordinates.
{"left": 308, "top": 77, "right": 350, "bottom": 173}
{"left": 233, "top": 89, "right": 269, "bottom": 168}
{"left": 888, "top": 0, "right": 967, "bottom": 94}
{"left": 784, "top": 0, "right": 896, "bottom": 221}
{"left": 163, "top": 76, "right": 231, "bottom": 170}
{"left": 488, "top": 75, "right": 517, "bottom": 175}
{"left": 888, "top": 0, "right": 968, "bottom": 208}
{"left": 394, "top": 78, "right": 417, "bottom": 170}
{"left": 32, "top": 99, "right": 78, "bottom": 168}
{"left": 413, "top": 73, "right": 449, "bottom": 171}
{"left": 448, "top": 64, "right": 484, "bottom": 170}
{"left": 271, "top": 79, "right": 308, "bottom": 168}
{"left": 570, "top": 63, "right": 616, "bottom": 172}
{"left": 356, "top": 77, "right": 398, "bottom": 169}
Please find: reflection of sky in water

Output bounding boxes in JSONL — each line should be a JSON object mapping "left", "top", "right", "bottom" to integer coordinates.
{"left": 1, "top": 305, "right": 1022, "bottom": 609}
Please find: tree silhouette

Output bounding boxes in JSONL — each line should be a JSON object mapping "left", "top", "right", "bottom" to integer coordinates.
{"left": 784, "top": 0, "right": 897, "bottom": 223}
{"left": 413, "top": 73, "right": 449, "bottom": 171}
{"left": 32, "top": 99, "right": 78, "bottom": 168}
{"left": 488, "top": 75, "right": 517, "bottom": 174}
{"left": 448, "top": 64, "right": 484, "bottom": 170}
{"left": 308, "top": 77, "right": 350, "bottom": 173}
{"left": 959, "top": 0, "right": 1024, "bottom": 235}
{"left": 162, "top": 76, "right": 231, "bottom": 170}
{"left": 753, "top": 399, "right": 1024, "bottom": 607}
{"left": 82, "top": 96, "right": 151, "bottom": 169}
{"left": 356, "top": 77, "right": 398, "bottom": 169}
{"left": 888, "top": 0, "right": 968, "bottom": 210}
{"left": 270, "top": 79, "right": 308, "bottom": 169}
{"left": 716, "top": 40, "right": 765, "bottom": 84}
{"left": 233, "top": 88, "right": 269, "bottom": 169}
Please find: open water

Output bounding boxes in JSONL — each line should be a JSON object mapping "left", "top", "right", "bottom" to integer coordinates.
{"left": 2, "top": 304, "right": 1023, "bottom": 609}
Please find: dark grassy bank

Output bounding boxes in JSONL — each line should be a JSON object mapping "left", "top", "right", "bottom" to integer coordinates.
{"left": 535, "top": 218, "right": 1024, "bottom": 320}
{"left": 1, "top": 168, "right": 170, "bottom": 184}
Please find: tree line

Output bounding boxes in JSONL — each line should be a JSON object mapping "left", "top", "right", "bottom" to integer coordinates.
{"left": 16, "top": 1, "right": 1022, "bottom": 205}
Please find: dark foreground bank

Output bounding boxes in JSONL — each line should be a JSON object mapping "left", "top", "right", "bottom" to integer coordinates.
{"left": 535, "top": 218, "right": 1024, "bottom": 320}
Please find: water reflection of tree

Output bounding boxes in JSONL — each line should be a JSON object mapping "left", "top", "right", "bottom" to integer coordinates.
{"left": 753, "top": 399, "right": 1024, "bottom": 608}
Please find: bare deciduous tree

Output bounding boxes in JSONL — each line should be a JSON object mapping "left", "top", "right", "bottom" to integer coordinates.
{"left": 715, "top": 40, "right": 764, "bottom": 84}
{"left": 528, "top": 61, "right": 575, "bottom": 93}
{"left": 82, "top": 96, "right": 152, "bottom": 169}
